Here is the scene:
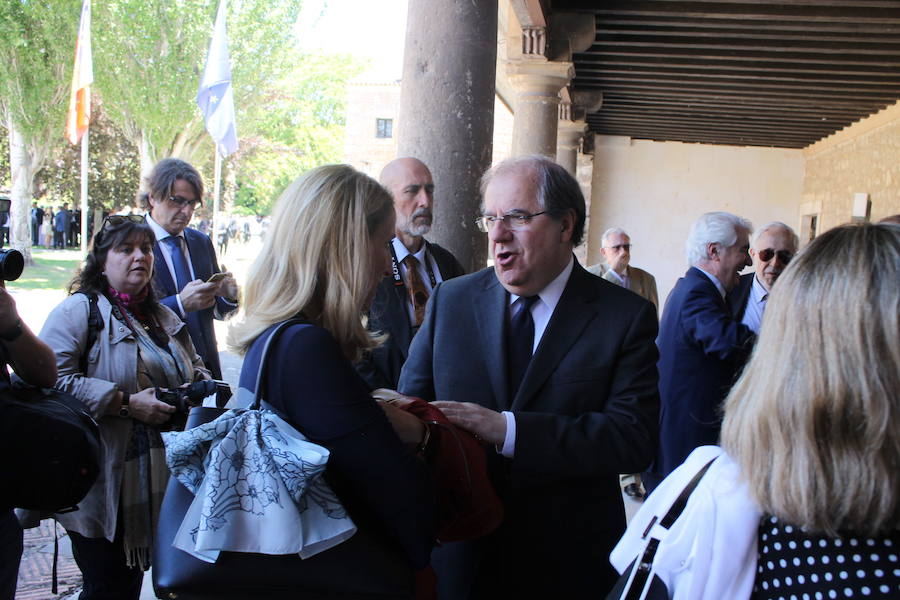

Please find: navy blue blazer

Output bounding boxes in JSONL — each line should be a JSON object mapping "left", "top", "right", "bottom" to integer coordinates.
{"left": 651, "top": 267, "right": 755, "bottom": 486}
{"left": 239, "top": 322, "right": 436, "bottom": 594}
{"left": 399, "top": 261, "right": 660, "bottom": 598}
{"left": 727, "top": 272, "right": 755, "bottom": 322}
{"left": 152, "top": 227, "right": 236, "bottom": 379}
{"left": 357, "top": 241, "right": 465, "bottom": 391}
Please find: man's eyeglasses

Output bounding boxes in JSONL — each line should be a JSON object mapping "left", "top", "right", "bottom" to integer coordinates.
{"left": 475, "top": 211, "right": 548, "bottom": 232}
{"left": 604, "top": 244, "right": 631, "bottom": 252}
{"left": 168, "top": 195, "right": 201, "bottom": 209}
{"left": 757, "top": 248, "right": 793, "bottom": 264}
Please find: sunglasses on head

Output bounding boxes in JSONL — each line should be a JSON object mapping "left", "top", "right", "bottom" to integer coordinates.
{"left": 101, "top": 214, "right": 146, "bottom": 231}
{"left": 758, "top": 248, "right": 793, "bottom": 263}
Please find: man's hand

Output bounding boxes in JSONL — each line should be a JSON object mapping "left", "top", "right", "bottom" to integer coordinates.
{"left": 216, "top": 267, "right": 239, "bottom": 301}
{"left": 179, "top": 280, "right": 219, "bottom": 311}
{"left": 432, "top": 401, "right": 507, "bottom": 445}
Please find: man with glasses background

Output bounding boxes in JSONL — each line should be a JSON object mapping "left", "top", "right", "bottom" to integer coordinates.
{"left": 356, "top": 157, "right": 465, "bottom": 391}
{"left": 727, "top": 221, "right": 798, "bottom": 334}
{"left": 399, "top": 156, "right": 660, "bottom": 599}
{"left": 143, "top": 158, "right": 238, "bottom": 389}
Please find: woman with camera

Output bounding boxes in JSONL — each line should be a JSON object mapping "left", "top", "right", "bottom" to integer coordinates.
{"left": 227, "top": 165, "right": 435, "bottom": 597}
{"left": 39, "top": 215, "right": 209, "bottom": 600}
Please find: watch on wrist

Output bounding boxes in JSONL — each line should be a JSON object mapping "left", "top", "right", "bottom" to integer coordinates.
{"left": 0, "top": 318, "right": 23, "bottom": 342}
{"left": 118, "top": 391, "right": 131, "bottom": 418}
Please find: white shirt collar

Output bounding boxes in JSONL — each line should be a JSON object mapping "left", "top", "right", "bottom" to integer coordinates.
{"left": 146, "top": 213, "right": 183, "bottom": 242}
{"left": 391, "top": 236, "right": 427, "bottom": 264}
{"left": 694, "top": 266, "right": 726, "bottom": 299}
{"left": 509, "top": 255, "right": 574, "bottom": 311}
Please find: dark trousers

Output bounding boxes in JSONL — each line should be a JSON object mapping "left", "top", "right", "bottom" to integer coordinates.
{"left": 68, "top": 527, "right": 143, "bottom": 600}
{"left": 53, "top": 231, "right": 65, "bottom": 249}
{"left": 0, "top": 509, "right": 23, "bottom": 600}
{"left": 31, "top": 223, "right": 40, "bottom": 246}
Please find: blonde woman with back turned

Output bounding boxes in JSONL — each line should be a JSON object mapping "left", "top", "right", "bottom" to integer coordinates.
{"left": 610, "top": 222, "right": 900, "bottom": 599}
{"left": 227, "top": 164, "right": 435, "bottom": 598}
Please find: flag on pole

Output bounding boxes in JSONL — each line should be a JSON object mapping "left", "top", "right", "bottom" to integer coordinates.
{"left": 197, "top": 0, "right": 238, "bottom": 156}
{"left": 66, "top": 0, "right": 92, "bottom": 145}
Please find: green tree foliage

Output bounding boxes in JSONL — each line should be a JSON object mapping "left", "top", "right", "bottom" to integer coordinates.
{"left": 0, "top": 0, "right": 81, "bottom": 261}
{"left": 38, "top": 104, "right": 140, "bottom": 212}
{"left": 94, "top": 0, "right": 303, "bottom": 168}
{"left": 233, "top": 52, "right": 363, "bottom": 215}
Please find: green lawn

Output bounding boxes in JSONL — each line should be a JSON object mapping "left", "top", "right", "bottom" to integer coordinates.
{"left": 9, "top": 249, "right": 83, "bottom": 292}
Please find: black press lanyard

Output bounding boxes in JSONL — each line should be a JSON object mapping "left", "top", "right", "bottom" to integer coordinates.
{"left": 389, "top": 241, "right": 438, "bottom": 290}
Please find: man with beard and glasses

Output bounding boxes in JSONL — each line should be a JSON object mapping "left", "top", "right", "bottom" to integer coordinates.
{"left": 356, "top": 157, "right": 465, "bottom": 391}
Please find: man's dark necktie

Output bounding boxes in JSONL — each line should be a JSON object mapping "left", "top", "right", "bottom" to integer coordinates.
{"left": 507, "top": 295, "right": 538, "bottom": 401}
{"left": 163, "top": 236, "right": 192, "bottom": 290}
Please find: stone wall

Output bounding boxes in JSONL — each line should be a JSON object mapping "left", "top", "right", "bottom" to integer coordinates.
{"left": 802, "top": 101, "right": 900, "bottom": 231}
{"left": 343, "top": 81, "right": 401, "bottom": 178}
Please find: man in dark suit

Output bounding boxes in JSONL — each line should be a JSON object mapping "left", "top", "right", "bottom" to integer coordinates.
{"left": 399, "top": 156, "right": 660, "bottom": 598}
{"left": 144, "top": 158, "right": 238, "bottom": 383}
{"left": 53, "top": 203, "right": 71, "bottom": 249}
{"left": 646, "top": 211, "right": 756, "bottom": 493}
{"left": 727, "top": 221, "right": 798, "bottom": 334}
{"left": 30, "top": 202, "right": 44, "bottom": 246}
{"left": 357, "top": 157, "right": 465, "bottom": 390}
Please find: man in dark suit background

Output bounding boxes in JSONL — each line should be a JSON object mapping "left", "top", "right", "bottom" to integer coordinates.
{"left": 357, "top": 157, "right": 465, "bottom": 390}
{"left": 30, "top": 202, "right": 44, "bottom": 246}
{"left": 646, "top": 211, "right": 756, "bottom": 493}
{"left": 727, "top": 221, "right": 798, "bottom": 334}
{"left": 53, "top": 203, "right": 71, "bottom": 249}
{"left": 399, "top": 156, "right": 660, "bottom": 598}
{"left": 143, "top": 158, "right": 238, "bottom": 383}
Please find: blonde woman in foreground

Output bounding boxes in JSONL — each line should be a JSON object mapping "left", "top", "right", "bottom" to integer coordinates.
{"left": 227, "top": 165, "right": 435, "bottom": 598}
{"left": 610, "top": 222, "right": 900, "bottom": 599}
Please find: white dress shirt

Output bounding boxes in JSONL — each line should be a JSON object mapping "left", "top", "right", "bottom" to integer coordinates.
{"left": 740, "top": 275, "right": 768, "bottom": 334}
{"left": 695, "top": 266, "right": 726, "bottom": 299}
{"left": 499, "top": 257, "right": 574, "bottom": 457}
{"left": 147, "top": 215, "right": 195, "bottom": 317}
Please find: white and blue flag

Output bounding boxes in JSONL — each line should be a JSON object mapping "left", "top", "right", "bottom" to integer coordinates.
{"left": 197, "top": 0, "right": 237, "bottom": 156}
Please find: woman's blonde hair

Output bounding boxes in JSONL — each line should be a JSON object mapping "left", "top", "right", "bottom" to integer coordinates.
{"left": 228, "top": 164, "right": 393, "bottom": 360}
{"left": 721, "top": 222, "right": 900, "bottom": 536}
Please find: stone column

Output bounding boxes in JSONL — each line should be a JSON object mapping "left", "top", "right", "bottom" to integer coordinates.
{"left": 507, "top": 60, "right": 574, "bottom": 158}
{"left": 556, "top": 102, "right": 586, "bottom": 175}
{"left": 397, "top": 0, "right": 498, "bottom": 272}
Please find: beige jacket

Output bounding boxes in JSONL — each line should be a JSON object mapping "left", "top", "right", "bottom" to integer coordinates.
{"left": 38, "top": 293, "right": 208, "bottom": 540}
{"left": 587, "top": 263, "right": 659, "bottom": 312}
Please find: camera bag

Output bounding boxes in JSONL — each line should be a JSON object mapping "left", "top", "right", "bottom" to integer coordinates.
{"left": 0, "top": 381, "right": 100, "bottom": 512}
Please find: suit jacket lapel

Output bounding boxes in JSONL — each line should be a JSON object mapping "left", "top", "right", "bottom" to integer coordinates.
{"left": 512, "top": 265, "right": 596, "bottom": 412}
{"left": 391, "top": 282, "right": 413, "bottom": 359}
{"left": 183, "top": 231, "right": 208, "bottom": 279}
{"left": 473, "top": 275, "right": 510, "bottom": 410}
{"left": 153, "top": 242, "right": 176, "bottom": 294}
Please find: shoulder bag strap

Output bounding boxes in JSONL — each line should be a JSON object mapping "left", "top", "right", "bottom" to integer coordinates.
{"left": 250, "top": 318, "right": 305, "bottom": 411}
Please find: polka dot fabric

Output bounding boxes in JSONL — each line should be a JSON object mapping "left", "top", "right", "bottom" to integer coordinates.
{"left": 753, "top": 514, "right": 900, "bottom": 599}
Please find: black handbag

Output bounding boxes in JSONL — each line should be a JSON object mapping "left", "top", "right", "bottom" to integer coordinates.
{"left": 0, "top": 380, "right": 100, "bottom": 512}
{"left": 606, "top": 458, "right": 716, "bottom": 600}
{"left": 152, "top": 319, "right": 414, "bottom": 600}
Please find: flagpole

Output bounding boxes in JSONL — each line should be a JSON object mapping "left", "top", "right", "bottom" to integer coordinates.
{"left": 213, "top": 149, "right": 222, "bottom": 246}
{"left": 80, "top": 129, "right": 89, "bottom": 254}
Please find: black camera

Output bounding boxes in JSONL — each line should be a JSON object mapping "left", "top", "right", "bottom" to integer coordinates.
{"left": 156, "top": 380, "right": 230, "bottom": 430}
{"left": 0, "top": 250, "right": 24, "bottom": 282}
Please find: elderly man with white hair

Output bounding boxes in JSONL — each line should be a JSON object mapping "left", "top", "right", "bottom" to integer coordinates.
{"left": 644, "top": 211, "right": 757, "bottom": 494}
{"left": 588, "top": 228, "right": 659, "bottom": 312}
{"left": 727, "top": 221, "right": 799, "bottom": 334}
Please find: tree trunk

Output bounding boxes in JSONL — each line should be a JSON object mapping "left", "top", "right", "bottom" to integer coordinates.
{"left": 8, "top": 118, "right": 34, "bottom": 266}
{"left": 138, "top": 131, "right": 154, "bottom": 181}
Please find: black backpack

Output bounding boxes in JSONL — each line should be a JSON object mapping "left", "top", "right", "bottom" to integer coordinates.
{"left": 0, "top": 292, "right": 103, "bottom": 512}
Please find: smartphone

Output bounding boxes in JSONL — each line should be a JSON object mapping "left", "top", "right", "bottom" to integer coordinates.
{"left": 206, "top": 272, "right": 227, "bottom": 284}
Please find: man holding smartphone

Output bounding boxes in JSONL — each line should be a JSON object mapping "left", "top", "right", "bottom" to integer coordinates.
{"left": 143, "top": 158, "right": 239, "bottom": 387}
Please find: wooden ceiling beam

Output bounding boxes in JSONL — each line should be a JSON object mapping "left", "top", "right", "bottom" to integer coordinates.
{"left": 574, "top": 56, "right": 900, "bottom": 77}
{"left": 578, "top": 82, "right": 898, "bottom": 101}
{"left": 576, "top": 75, "right": 900, "bottom": 94}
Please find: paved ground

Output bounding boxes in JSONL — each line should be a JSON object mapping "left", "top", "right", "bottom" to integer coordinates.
{"left": 9, "top": 238, "right": 645, "bottom": 598}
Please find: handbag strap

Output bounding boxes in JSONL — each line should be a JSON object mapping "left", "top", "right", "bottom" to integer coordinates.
{"left": 624, "top": 457, "right": 718, "bottom": 600}
{"left": 250, "top": 318, "right": 306, "bottom": 411}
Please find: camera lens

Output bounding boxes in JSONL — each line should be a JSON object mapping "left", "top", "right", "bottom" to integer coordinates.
{"left": 0, "top": 250, "right": 24, "bottom": 281}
